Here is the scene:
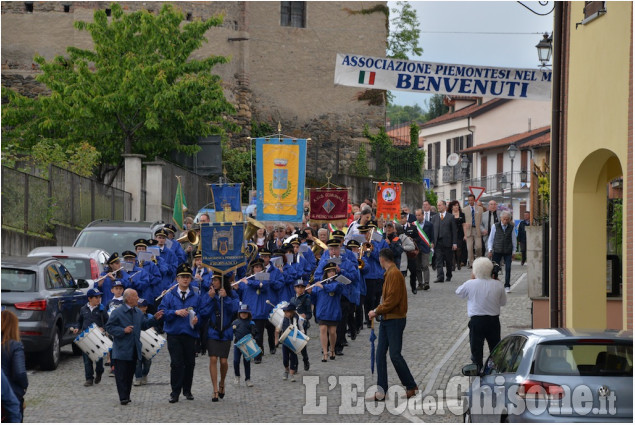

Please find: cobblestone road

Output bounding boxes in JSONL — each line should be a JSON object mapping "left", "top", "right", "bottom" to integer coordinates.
{"left": 23, "top": 262, "right": 531, "bottom": 422}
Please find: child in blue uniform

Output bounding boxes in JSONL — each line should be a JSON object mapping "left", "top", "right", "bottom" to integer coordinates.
{"left": 73, "top": 288, "right": 109, "bottom": 386}
{"left": 231, "top": 304, "right": 257, "bottom": 387}
{"left": 133, "top": 298, "right": 156, "bottom": 386}
{"left": 310, "top": 261, "right": 343, "bottom": 362}
{"left": 274, "top": 303, "right": 306, "bottom": 382}
{"left": 290, "top": 280, "right": 311, "bottom": 371}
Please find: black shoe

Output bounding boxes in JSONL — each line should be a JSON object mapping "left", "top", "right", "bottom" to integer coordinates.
{"left": 417, "top": 284, "right": 424, "bottom": 290}
{"left": 184, "top": 393, "right": 194, "bottom": 400}
{"left": 335, "top": 350, "right": 344, "bottom": 356}
{"left": 343, "top": 341, "right": 348, "bottom": 347}
{"left": 433, "top": 279, "right": 444, "bottom": 283}
{"left": 304, "top": 360, "right": 310, "bottom": 371}
{"left": 412, "top": 288, "right": 417, "bottom": 294}
{"left": 120, "top": 399, "right": 130, "bottom": 405}
{"left": 254, "top": 359, "right": 262, "bottom": 364}
{"left": 94, "top": 372, "right": 102, "bottom": 384}
{"left": 446, "top": 277, "right": 452, "bottom": 282}
{"left": 270, "top": 348, "right": 277, "bottom": 355}
{"left": 350, "top": 332, "right": 356, "bottom": 341}
{"left": 169, "top": 396, "right": 179, "bottom": 403}
{"left": 423, "top": 283, "right": 430, "bottom": 290}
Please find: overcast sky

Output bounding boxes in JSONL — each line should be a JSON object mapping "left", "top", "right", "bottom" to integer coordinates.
{"left": 389, "top": 1, "right": 554, "bottom": 107}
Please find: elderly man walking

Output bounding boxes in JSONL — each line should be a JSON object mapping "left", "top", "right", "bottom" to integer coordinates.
{"left": 486, "top": 211, "right": 517, "bottom": 292}
{"left": 455, "top": 257, "right": 507, "bottom": 370}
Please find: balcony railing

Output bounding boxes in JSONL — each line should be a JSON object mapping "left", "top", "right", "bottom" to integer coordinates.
{"left": 442, "top": 165, "right": 462, "bottom": 183}
{"left": 466, "top": 171, "right": 530, "bottom": 193}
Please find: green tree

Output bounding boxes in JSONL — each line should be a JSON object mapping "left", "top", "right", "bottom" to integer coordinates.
{"left": 363, "top": 124, "right": 424, "bottom": 183}
{"left": 350, "top": 143, "right": 370, "bottom": 177}
{"left": 386, "top": 103, "right": 426, "bottom": 126}
{"left": 2, "top": 3, "right": 235, "bottom": 184}
{"left": 423, "top": 94, "right": 449, "bottom": 122}
{"left": 387, "top": 1, "right": 423, "bottom": 60}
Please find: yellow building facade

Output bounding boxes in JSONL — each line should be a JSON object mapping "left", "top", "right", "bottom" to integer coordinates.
{"left": 561, "top": 2, "right": 632, "bottom": 330}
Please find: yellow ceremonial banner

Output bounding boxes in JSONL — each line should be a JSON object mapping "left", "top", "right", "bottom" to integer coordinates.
{"left": 256, "top": 138, "right": 307, "bottom": 222}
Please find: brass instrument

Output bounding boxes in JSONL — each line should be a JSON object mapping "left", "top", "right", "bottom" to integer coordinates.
{"left": 357, "top": 248, "right": 365, "bottom": 269}
{"left": 177, "top": 230, "right": 200, "bottom": 246}
{"left": 244, "top": 242, "right": 259, "bottom": 265}
{"left": 362, "top": 228, "right": 375, "bottom": 255}
{"left": 310, "top": 238, "right": 328, "bottom": 256}
{"left": 244, "top": 216, "right": 266, "bottom": 241}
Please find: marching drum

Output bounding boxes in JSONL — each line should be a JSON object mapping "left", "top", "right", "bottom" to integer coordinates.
{"left": 140, "top": 328, "right": 166, "bottom": 360}
{"left": 279, "top": 325, "right": 310, "bottom": 355}
{"left": 235, "top": 334, "right": 262, "bottom": 361}
{"left": 73, "top": 324, "right": 112, "bottom": 362}
{"left": 267, "top": 301, "right": 289, "bottom": 330}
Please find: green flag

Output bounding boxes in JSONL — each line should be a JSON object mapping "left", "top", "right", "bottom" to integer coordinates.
{"left": 173, "top": 177, "right": 187, "bottom": 230}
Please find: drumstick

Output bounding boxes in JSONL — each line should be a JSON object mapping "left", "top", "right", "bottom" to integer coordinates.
{"left": 94, "top": 267, "right": 124, "bottom": 283}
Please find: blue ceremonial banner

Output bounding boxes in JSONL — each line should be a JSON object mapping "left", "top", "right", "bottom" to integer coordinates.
{"left": 256, "top": 137, "right": 307, "bottom": 222}
{"left": 201, "top": 223, "right": 246, "bottom": 275}
{"left": 210, "top": 183, "right": 242, "bottom": 212}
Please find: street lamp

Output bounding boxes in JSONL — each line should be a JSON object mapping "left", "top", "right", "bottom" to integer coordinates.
{"left": 507, "top": 143, "right": 518, "bottom": 218}
{"left": 536, "top": 33, "right": 553, "bottom": 67}
{"left": 500, "top": 174, "right": 509, "bottom": 210}
{"left": 460, "top": 154, "right": 470, "bottom": 204}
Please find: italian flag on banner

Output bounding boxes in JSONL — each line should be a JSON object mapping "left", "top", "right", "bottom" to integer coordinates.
{"left": 328, "top": 223, "right": 338, "bottom": 233}
{"left": 173, "top": 176, "right": 187, "bottom": 231}
{"left": 414, "top": 221, "right": 431, "bottom": 248}
{"left": 358, "top": 70, "right": 376, "bottom": 85}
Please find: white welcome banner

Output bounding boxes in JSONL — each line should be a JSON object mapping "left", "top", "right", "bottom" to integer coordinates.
{"left": 334, "top": 53, "right": 552, "bottom": 101}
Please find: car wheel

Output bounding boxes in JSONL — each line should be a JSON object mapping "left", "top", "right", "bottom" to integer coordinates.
{"left": 71, "top": 341, "right": 83, "bottom": 356}
{"left": 40, "top": 326, "right": 61, "bottom": 371}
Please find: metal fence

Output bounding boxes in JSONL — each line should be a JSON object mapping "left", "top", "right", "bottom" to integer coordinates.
{"left": 1, "top": 165, "right": 132, "bottom": 234}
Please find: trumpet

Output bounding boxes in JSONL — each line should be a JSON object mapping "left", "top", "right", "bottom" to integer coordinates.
{"left": 177, "top": 230, "right": 200, "bottom": 246}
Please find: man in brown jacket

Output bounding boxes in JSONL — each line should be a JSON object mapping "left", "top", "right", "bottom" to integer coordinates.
{"left": 367, "top": 249, "right": 418, "bottom": 401}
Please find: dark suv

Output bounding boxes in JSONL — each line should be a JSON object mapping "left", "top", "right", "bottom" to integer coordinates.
{"left": 73, "top": 220, "right": 164, "bottom": 255}
{"left": 1, "top": 256, "right": 88, "bottom": 370}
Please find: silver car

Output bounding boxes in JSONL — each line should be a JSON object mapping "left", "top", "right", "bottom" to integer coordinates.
{"left": 28, "top": 246, "right": 110, "bottom": 295}
{"left": 462, "top": 329, "right": 633, "bottom": 422}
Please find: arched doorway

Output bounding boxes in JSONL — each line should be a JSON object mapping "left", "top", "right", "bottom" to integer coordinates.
{"left": 569, "top": 149, "right": 623, "bottom": 329}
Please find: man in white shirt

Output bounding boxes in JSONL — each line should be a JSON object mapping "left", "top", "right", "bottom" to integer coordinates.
{"left": 455, "top": 257, "right": 507, "bottom": 370}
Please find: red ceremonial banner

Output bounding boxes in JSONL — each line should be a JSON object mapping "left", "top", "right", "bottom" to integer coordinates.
{"left": 376, "top": 182, "right": 402, "bottom": 220}
{"left": 309, "top": 188, "right": 349, "bottom": 226}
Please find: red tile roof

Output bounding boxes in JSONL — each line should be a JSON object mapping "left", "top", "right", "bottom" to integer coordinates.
{"left": 387, "top": 123, "right": 416, "bottom": 146}
{"left": 421, "top": 98, "right": 509, "bottom": 128}
{"left": 460, "top": 126, "right": 550, "bottom": 154}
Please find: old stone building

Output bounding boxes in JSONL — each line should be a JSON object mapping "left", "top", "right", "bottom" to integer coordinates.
{"left": 1, "top": 1, "right": 387, "bottom": 177}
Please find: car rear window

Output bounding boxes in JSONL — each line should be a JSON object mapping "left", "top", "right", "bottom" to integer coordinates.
{"left": 55, "top": 258, "right": 90, "bottom": 280}
{"left": 75, "top": 230, "right": 151, "bottom": 256}
{"left": 533, "top": 341, "right": 633, "bottom": 377}
{"left": 1, "top": 268, "right": 36, "bottom": 292}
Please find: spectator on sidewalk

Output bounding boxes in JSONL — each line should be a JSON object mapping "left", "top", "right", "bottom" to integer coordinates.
{"left": 517, "top": 211, "right": 530, "bottom": 266}
{"left": 487, "top": 211, "right": 517, "bottom": 292}
{"left": 455, "top": 257, "right": 507, "bottom": 371}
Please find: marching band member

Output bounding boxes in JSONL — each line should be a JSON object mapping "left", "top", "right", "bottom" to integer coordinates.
{"left": 290, "top": 280, "right": 312, "bottom": 371}
{"left": 122, "top": 250, "right": 150, "bottom": 301}
{"left": 98, "top": 252, "right": 131, "bottom": 308}
{"left": 192, "top": 251, "right": 211, "bottom": 293}
{"left": 154, "top": 228, "right": 178, "bottom": 294}
{"left": 276, "top": 245, "right": 301, "bottom": 302}
{"left": 258, "top": 248, "right": 283, "bottom": 357}
{"left": 231, "top": 304, "right": 257, "bottom": 387}
{"left": 108, "top": 281, "right": 125, "bottom": 313}
{"left": 274, "top": 303, "right": 305, "bottom": 382}
{"left": 235, "top": 258, "right": 275, "bottom": 364}
{"left": 158, "top": 264, "right": 201, "bottom": 404}
{"left": 346, "top": 240, "right": 367, "bottom": 335}
{"left": 358, "top": 224, "right": 388, "bottom": 327}
{"left": 134, "top": 239, "right": 163, "bottom": 314}
{"left": 289, "top": 238, "right": 311, "bottom": 284}
{"left": 164, "top": 224, "right": 188, "bottom": 265}
{"left": 310, "top": 262, "right": 343, "bottom": 362}
{"left": 297, "top": 229, "right": 317, "bottom": 272}
{"left": 133, "top": 298, "right": 156, "bottom": 386}
{"left": 73, "top": 288, "right": 108, "bottom": 387}
{"left": 199, "top": 273, "right": 239, "bottom": 402}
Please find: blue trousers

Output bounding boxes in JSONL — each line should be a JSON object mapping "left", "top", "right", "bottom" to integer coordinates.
{"left": 492, "top": 252, "right": 512, "bottom": 287}
{"left": 282, "top": 345, "right": 298, "bottom": 372}
{"left": 376, "top": 318, "right": 417, "bottom": 394}
{"left": 232, "top": 345, "right": 251, "bottom": 380}
{"left": 135, "top": 357, "right": 152, "bottom": 379}
{"left": 82, "top": 353, "right": 104, "bottom": 380}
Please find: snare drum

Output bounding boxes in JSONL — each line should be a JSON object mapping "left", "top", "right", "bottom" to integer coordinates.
{"left": 235, "top": 334, "right": 262, "bottom": 361}
{"left": 279, "top": 325, "right": 310, "bottom": 355}
{"left": 140, "top": 328, "right": 166, "bottom": 360}
{"left": 267, "top": 301, "right": 289, "bottom": 330}
{"left": 73, "top": 324, "right": 112, "bottom": 362}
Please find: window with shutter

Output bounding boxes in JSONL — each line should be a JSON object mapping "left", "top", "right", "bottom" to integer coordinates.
{"left": 281, "top": 2, "right": 306, "bottom": 28}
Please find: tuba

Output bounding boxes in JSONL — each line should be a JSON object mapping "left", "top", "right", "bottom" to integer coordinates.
{"left": 244, "top": 216, "right": 266, "bottom": 241}
{"left": 311, "top": 238, "right": 328, "bottom": 256}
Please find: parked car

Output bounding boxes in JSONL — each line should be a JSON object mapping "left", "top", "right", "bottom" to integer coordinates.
{"left": 461, "top": 328, "right": 633, "bottom": 422}
{"left": 73, "top": 220, "right": 164, "bottom": 255}
{"left": 1, "top": 256, "right": 89, "bottom": 370}
{"left": 27, "top": 246, "right": 110, "bottom": 295}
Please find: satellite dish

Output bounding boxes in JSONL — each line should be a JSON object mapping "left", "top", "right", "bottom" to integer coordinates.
{"left": 447, "top": 153, "right": 460, "bottom": 166}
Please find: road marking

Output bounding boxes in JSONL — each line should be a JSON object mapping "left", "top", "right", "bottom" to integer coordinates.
{"left": 398, "top": 271, "right": 527, "bottom": 422}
